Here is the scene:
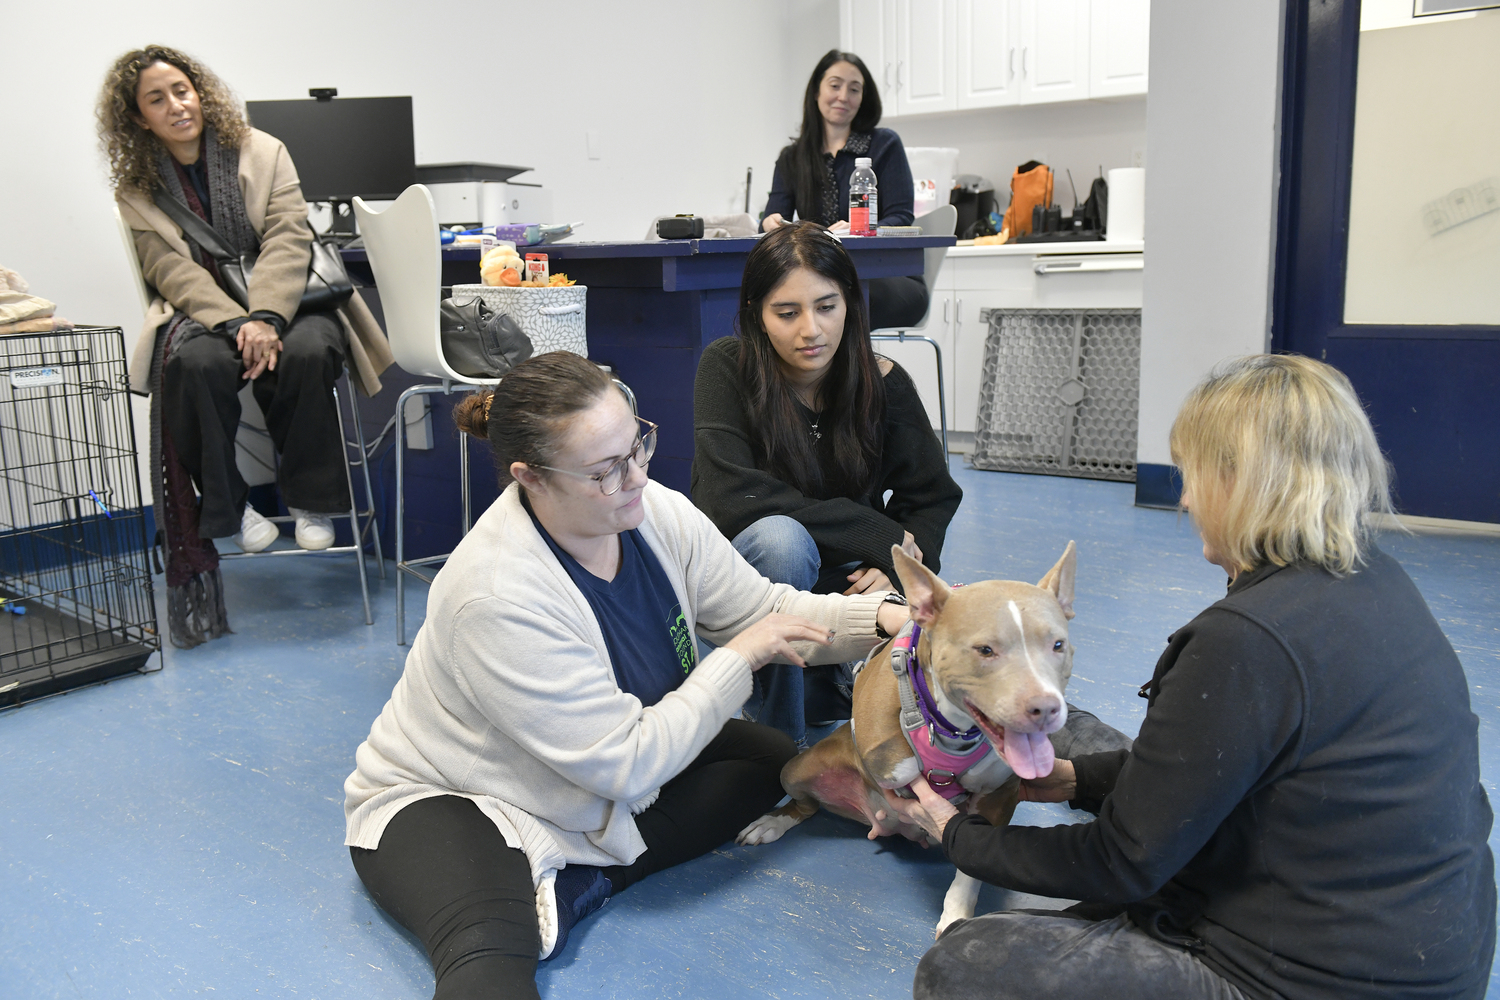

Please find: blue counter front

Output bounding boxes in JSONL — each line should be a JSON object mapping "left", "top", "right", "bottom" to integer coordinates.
{"left": 342, "top": 235, "right": 952, "bottom": 558}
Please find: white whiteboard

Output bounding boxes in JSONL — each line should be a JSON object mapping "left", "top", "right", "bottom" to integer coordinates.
{"left": 1343, "top": 13, "right": 1500, "bottom": 326}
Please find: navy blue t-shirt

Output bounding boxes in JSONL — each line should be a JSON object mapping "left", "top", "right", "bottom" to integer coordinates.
{"left": 527, "top": 504, "right": 695, "bottom": 707}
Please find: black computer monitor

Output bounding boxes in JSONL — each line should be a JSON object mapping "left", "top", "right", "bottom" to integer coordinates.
{"left": 246, "top": 95, "right": 417, "bottom": 205}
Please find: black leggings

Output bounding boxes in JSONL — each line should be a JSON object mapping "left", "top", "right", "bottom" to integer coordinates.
{"left": 350, "top": 719, "right": 796, "bottom": 1000}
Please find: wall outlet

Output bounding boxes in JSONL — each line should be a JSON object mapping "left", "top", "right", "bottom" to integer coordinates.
{"left": 1131, "top": 145, "right": 1146, "bottom": 169}
{"left": 403, "top": 395, "right": 433, "bottom": 451}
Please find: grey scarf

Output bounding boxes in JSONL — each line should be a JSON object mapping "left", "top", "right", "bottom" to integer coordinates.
{"left": 155, "top": 125, "right": 260, "bottom": 270}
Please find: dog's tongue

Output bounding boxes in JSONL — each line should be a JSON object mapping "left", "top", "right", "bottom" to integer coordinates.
{"left": 1002, "top": 729, "right": 1055, "bottom": 780}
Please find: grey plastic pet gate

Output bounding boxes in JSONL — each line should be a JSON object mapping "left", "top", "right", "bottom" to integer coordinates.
{"left": 969, "top": 308, "right": 1141, "bottom": 482}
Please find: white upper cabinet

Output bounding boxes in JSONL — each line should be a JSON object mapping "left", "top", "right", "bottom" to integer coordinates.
{"left": 841, "top": 0, "right": 899, "bottom": 96}
{"left": 846, "top": 0, "right": 1149, "bottom": 116}
{"left": 1089, "top": 0, "right": 1150, "bottom": 98}
{"left": 897, "top": 0, "right": 959, "bottom": 114}
{"left": 1018, "top": 0, "right": 1091, "bottom": 105}
{"left": 957, "top": 0, "right": 1018, "bottom": 109}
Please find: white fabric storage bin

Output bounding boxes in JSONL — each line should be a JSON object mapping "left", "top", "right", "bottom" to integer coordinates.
{"left": 450, "top": 284, "right": 588, "bottom": 357}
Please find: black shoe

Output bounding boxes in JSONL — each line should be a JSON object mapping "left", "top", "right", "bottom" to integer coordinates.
{"left": 540, "top": 865, "right": 612, "bottom": 961}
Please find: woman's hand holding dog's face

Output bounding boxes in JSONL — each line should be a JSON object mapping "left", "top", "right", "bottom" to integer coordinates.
{"left": 725, "top": 614, "right": 833, "bottom": 671}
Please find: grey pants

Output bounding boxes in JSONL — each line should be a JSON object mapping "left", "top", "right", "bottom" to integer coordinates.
{"left": 914, "top": 911, "right": 1247, "bottom": 1000}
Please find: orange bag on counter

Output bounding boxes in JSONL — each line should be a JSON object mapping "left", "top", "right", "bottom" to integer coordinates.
{"left": 1001, "top": 162, "right": 1054, "bottom": 238}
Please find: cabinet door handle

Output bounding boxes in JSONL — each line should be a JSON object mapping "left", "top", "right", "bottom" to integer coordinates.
{"left": 897, "top": 61, "right": 904, "bottom": 91}
{"left": 1022, "top": 47, "right": 1028, "bottom": 78}
{"left": 956, "top": 298, "right": 963, "bottom": 326}
{"left": 1009, "top": 47, "right": 1016, "bottom": 81}
{"left": 943, "top": 299, "right": 951, "bottom": 323}
{"left": 885, "top": 62, "right": 893, "bottom": 90}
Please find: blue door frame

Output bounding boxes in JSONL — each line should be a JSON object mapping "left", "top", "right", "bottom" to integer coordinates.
{"left": 1271, "top": 0, "right": 1500, "bottom": 522}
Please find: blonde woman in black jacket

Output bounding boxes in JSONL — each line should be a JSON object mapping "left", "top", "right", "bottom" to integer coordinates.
{"left": 886, "top": 355, "right": 1495, "bottom": 1000}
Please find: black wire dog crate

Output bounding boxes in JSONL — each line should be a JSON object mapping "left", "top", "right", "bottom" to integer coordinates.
{"left": 0, "top": 326, "right": 159, "bottom": 707}
{"left": 969, "top": 308, "right": 1141, "bottom": 482}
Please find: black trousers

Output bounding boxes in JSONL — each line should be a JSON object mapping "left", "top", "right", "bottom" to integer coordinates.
{"left": 868, "top": 274, "right": 930, "bottom": 330}
{"left": 349, "top": 718, "right": 797, "bottom": 1000}
{"left": 163, "top": 310, "right": 349, "bottom": 539}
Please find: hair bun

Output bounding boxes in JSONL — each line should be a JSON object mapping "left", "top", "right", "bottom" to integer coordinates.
{"left": 452, "top": 390, "right": 494, "bottom": 439}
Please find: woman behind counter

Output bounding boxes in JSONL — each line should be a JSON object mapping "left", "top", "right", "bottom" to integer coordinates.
{"left": 99, "top": 45, "right": 392, "bottom": 646}
{"left": 763, "top": 49, "right": 928, "bottom": 330}
{"left": 885, "top": 355, "right": 1496, "bottom": 1000}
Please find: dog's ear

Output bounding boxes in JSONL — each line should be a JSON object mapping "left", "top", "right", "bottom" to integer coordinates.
{"left": 1037, "top": 540, "right": 1077, "bottom": 620}
{"left": 891, "top": 544, "right": 950, "bottom": 629}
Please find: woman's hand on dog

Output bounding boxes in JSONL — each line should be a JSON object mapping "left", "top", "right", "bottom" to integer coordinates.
{"left": 725, "top": 614, "right": 833, "bottom": 671}
{"left": 878, "top": 776, "right": 960, "bottom": 844}
{"left": 1016, "top": 759, "right": 1077, "bottom": 803}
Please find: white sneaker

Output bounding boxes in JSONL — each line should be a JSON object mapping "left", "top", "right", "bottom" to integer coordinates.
{"left": 289, "top": 508, "right": 335, "bottom": 550}
{"left": 234, "top": 504, "right": 279, "bottom": 553}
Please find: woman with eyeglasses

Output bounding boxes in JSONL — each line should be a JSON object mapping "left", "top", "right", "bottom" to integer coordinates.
{"left": 344, "top": 351, "right": 912, "bottom": 999}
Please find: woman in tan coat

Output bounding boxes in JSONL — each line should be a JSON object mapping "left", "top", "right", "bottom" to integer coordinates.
{"left": 99, "top": 45, "right": 392, "bottom": 645}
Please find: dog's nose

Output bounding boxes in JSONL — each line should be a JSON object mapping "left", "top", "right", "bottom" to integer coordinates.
{"left": 1025, "top": 694, "right": 1062, "bottom": 729}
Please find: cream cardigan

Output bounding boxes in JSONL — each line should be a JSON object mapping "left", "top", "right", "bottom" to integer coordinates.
{"left": 116, "top": 128, "right": 393, "bottom": 396}
{"left": 344, "top": 482, "right": 886, "bottom": 885}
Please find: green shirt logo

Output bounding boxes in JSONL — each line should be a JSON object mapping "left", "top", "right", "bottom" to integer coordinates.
{"left": 668, "top": 605, "right": 694, "bottom": 675}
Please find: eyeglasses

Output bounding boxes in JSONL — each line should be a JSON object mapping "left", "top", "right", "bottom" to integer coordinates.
{"left": 536, "top": 418, "right": 658, "bottom": 496}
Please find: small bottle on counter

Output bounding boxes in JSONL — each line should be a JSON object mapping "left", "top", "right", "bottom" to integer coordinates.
{"left": 848, "top": 158, "right": 878, "bottom": 236}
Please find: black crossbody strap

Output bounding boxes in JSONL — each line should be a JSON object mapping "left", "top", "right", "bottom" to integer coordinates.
{"left": 152, "top": 190, "right": 238, "bottom": 262}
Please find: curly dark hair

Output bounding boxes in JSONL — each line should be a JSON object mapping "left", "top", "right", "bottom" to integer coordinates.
{"left": 97, "top": 45, "right": 248, "bottom": 194}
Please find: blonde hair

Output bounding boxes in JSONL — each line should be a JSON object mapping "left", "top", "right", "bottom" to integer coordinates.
{"left": 1169, "top": 354, "right": 1393, "bottom": 576}
{"left": 97, "top": 45, "right": 249, "bottom": 195}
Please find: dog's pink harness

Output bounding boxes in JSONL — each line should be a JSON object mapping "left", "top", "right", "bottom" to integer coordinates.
{"left": 890, "top": 621, "right": 993, "bottom": 801}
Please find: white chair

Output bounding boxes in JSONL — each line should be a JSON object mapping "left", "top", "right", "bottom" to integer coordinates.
{"left": 353, "top": 185, "right": 496, "bottom": 645}
{"left": 869, "top": 203, "right": 958, "bottom": 455}
{"left": 113, "top": 207, "right": 383, "bottom": 625}
{"left": 353, "top": 184, "right": 632, "bottom": 645}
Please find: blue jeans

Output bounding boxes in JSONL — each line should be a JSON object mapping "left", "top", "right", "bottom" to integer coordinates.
{"left": 731, "top": 516, "right": 856, "bottom": 749}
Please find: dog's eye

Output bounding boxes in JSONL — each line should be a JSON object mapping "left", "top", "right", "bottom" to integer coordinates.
{"left": 1052, "top": 640, "right": 1066, "bottom": 652}
{"left": 973, "top": 644, "right": 994, "bottom": 657}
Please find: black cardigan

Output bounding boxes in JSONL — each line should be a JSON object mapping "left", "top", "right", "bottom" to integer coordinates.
{"left": 942, "top": 549, "right": 1496, "bottom": 1000}
{"left": 690, "top": 336, "right": 961, "bottom": 578}
{"left": 764, "top": 128, "right": 915, "bottom": 227}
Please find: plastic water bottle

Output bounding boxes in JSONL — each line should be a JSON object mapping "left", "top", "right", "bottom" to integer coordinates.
{"left": 848, "top": 157, "right": 878, "bottom": 236}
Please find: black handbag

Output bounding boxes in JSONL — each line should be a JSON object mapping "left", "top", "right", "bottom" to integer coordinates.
{"left": 439, "top": 295, "right": 534, "bottom": 378}
{"left": 152, "top": 191, "right": 355, "bottom": 314}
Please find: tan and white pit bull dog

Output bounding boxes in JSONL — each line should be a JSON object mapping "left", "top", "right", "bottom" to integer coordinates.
{"left": 737, "top": 542, "right": 1077, "bottom": 935}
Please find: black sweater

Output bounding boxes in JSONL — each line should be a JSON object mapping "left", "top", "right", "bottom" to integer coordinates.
{"left": 943, "top": 549, "right": 1495, "bottom": 1000}
{"left": 690, "top": 336, "right": 961, "bottom": 578}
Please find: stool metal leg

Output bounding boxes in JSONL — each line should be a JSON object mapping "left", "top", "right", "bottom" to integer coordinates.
{"left": 346, "top": 382, "right": 385, "bottom": 580}
{"left": 332, "top": 380, "right": 373, "bottom": 625}
{"left": 871, "top": 331, "right": 949, "bottom": 455}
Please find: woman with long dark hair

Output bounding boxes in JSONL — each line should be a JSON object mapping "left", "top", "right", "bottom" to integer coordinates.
{"left": 762, "top": 49, "right": 928, "bottom": 329}
{"left": 691, "top": 223, "right": 962, "bottom": 745}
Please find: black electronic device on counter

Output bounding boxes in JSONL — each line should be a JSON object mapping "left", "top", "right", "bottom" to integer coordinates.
{"left": 247, "top": 93, "right": 417, "bottom": 234}
{"left": 656, "top": 215, "right": 705, "bottom": 240}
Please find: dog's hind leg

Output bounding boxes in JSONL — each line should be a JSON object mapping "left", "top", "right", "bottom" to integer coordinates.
{"left": 737, "top": 724, "right": 868, "bottom": 845}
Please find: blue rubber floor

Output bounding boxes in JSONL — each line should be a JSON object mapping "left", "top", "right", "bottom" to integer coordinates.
{"left": 3, "top": 464, "right": 1497, "bottom": 998}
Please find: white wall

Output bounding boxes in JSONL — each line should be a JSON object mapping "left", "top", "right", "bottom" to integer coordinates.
{"left": 1135, "top": 0, "right": 1285, "bottom": 466}
{"left": 0, "top": 0, "right": 840, "bottom": 492}
{"left": 889, "top": 97, "right": 1147, "bottom": 212}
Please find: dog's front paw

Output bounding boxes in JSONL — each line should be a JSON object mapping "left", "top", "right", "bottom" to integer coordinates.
{"left": 736, "top": 810, "right": 801, "bottom": 846}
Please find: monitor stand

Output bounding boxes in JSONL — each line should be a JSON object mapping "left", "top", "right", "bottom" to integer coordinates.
{"left": 325, "top": 199, "right": 357, "bottom": 243}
